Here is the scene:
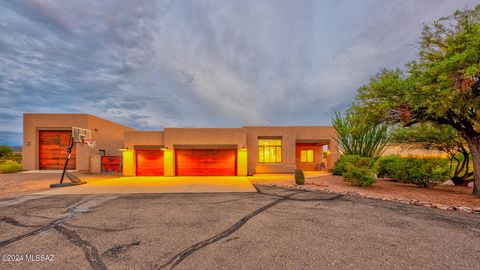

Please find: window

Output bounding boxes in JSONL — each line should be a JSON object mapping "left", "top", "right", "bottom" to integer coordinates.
{"left": 300, "top": 149, "right": 314, "bottom": 163}
{"left": 258, "top": 138, "right": 282, "bottom": 163}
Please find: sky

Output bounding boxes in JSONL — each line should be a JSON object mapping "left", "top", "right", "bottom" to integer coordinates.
{"left": 0, "top": 0, "right": 478, "bottom": 145}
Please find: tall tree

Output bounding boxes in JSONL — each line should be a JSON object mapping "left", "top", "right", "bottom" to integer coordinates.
{"left": 352, "top": 6, "right": 480, "bottom": 195}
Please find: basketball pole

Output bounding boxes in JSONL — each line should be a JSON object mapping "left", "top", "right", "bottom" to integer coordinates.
{"left": 60, "top": 136, "right": 75, "bottom": 184}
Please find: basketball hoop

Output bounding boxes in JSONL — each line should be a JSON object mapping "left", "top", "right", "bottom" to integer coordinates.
{"left": 82, "top": 139, "right": 96, "bottom": 149}
{"left": 51, "top": 126, "right": 93, "bottom": 188}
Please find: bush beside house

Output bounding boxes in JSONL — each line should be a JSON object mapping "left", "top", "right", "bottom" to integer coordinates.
{"left": 0, "top": 145, "right": 22, "bottom": 174}
{"left": 334, "top": 154, "right": 450, "bottom": 188}
{"left": 379, "top": 157, "right": 450, "bottom": 187}
{"left": 333, "top": 155, "right": 376, "bottom": 187}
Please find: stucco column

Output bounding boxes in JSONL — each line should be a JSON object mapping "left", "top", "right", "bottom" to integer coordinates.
{"left": 318, "top": 146, "right": 324, "bottom": 166}
{"left": 237, "top": 149, "right": 248, "bottom": 176}
{"left": 164, "top": 149, "right": 175, "bottom": 176}
{"left": 122, "top": 150, "right": 135, "bottom": 176}
{"left": 327, "top": 140, "right": 340, "bottom": 170}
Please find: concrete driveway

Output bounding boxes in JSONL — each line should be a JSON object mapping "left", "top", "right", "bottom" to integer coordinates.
{"left": 35, "top": 176, "right": 257, "bottom": 195}
{"left": 1, "top": 185, "right": 479, "bottom": 270}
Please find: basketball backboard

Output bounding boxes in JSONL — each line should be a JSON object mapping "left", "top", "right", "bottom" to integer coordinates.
{"left": 72, "top": 127, "right": 92, "bottom": 143}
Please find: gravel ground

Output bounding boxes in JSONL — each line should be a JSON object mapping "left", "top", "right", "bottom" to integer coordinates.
{"left": 253, "top": 175, "right": 480, "bottom": 209}
{"left": 0, "top": 186, "right": 479, "bottom": 269}
{"left": 0, "top": 173, "right": 115, "bottom": 200}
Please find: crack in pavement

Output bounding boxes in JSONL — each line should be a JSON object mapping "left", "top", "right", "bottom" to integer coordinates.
{"left": 62, "top": 222, "right": 138, "bottom": 232}
{"left": 156, "top": 188, "right": 342, "bottom": 270}
{"left": 0, "top": 195, "right": 51, "bottom": 208}
{"left": 0, "top": 195, "right": 120, "bottom": 269}
{"left": 155, "top": 194, "right": 292, "bottom": 270}
{"left": 54, "top": 225, "right": 107, "bottom": 270}
{"left": 0, "top": 216, "right": 67, "bottom": 247}
{"left": 102, "top": 240, "right": 141, "bottom": 259}
{"left": 0, "top": 217, "right": 42, "bottom": 228}
{"left": 185, "top": 195, "right": 257, "bottom": 205}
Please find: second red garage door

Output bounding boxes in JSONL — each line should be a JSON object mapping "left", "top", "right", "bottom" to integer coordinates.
{"left": 175, "top": 149, "right": 237, "bottom": 176}
{"left": 136, "top": 150, "right": 164, "bottom": 176}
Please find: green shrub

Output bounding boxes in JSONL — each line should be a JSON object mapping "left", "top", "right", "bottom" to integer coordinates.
{"left": 295, "top": 169, "right": 305, "bottom": 185}
{"left": 377, "top": 156, "right": 404, "bottom": 178}
{"left": 0, "top": 160, "right": 23, "bottom": 174}
{"left": 343, "top": 165, "right": 376, "bottom": 187}
{"left": 382, "top": 157, "right": 449, "bottom": 187}
{"left": 333, "top": 155, "right": 373, "bottom": 176}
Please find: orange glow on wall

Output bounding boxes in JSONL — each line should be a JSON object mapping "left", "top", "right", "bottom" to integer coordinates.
{"left": 237, "top": 149, "right": 248, "bottom": 176}
{"left": 163, "top": 149, "right": 174, "bottom": 176}
{"left": 122, "top": 150, "right": 135, "bottom": 176}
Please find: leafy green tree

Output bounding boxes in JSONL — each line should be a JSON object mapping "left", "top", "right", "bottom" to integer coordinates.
{"left": 332, "top": 112, "right": 389, "bottom": 163}
{"left": 390, "top": 124, "right": 473, "bottom": 186}
{"left": 352, "top": 6, "right": 480, "bottom": 196}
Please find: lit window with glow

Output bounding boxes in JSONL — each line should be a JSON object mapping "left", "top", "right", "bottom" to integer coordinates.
{"left": 258, "top": 138, "right": 282, "bottom": 163}
{"left": 300, "top": 149, "right": 314, "bottom": 163}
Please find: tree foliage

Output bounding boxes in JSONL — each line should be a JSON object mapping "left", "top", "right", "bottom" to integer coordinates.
{"left": 351, "top": 5, "right": 480, "bottom": 195}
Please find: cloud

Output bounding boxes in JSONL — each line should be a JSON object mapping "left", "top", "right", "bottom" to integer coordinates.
{"left": 0, "top": 0, "right": 478, "bottom": 145}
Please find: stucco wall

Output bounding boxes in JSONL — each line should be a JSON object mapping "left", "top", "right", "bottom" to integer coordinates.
{"left": 295, "top": 143, "right": 324, "bottom": 171}
{"left": 124, "top": 131, "right": 164, "bottom": 149}
{"left": 164, "top": 128, "right": 246, "bottom": 148}
{"left": 87, "top": 115, "right": 135, "bottom": 156}
{"left": 23, "top": 114, "right": 133, "bottom": 172}
{"left": 243, "top": 126, "right": 296, "bottom": 173}
{"left": 383, "top": 144, "right": 448, "bottom": 157}
{"left": 122, "top": 126, "right": 339, "bottom": 174}
{"left": 23, "top": 114, "right": 89, "bottom": 171}
{"left": 243, "top": 126, "right": 339, "bottom": 173}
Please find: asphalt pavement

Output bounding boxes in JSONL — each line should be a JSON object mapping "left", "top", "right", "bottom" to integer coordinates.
{"left": 1, "top": 186, "right": 479, "bottom": 270}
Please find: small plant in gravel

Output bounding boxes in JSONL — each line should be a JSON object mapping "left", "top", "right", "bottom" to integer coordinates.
{"left": 295, "top": 169, "right": 305, "bottom": 185}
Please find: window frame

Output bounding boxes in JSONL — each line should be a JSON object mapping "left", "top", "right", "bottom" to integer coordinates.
{"left": 257, "top": 138, "right": 282, "bottom": 164}
{"left": 300, "top": 149, "right": 314, "bottom": 163}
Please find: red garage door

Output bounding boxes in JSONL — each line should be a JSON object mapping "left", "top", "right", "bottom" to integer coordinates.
{"left": 39, "top": 131, "right": 75, "bottom": 170}
{"left": 136, "top": 150, "right": 164, "bottom": 176}
{"left": 175, "top": 149, "right": 237, "bottom": 176}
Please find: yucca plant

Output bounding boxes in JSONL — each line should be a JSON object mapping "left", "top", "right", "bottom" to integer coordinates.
{"left": 332, "top": 112, "right": 389, "bottom": 163}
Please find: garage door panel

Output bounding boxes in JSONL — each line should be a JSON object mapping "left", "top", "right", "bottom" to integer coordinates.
{"left": 176, "top": 149, "right": 236, "bottom": 176}
{"left": 39, "top": 131, "right": 75, "bottom": 170}
{"left": 136, "top": 150, "right": 164, "bottom": 176}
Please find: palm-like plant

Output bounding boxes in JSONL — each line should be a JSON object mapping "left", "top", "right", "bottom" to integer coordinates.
{"left": 332, "top": 112, "right": 389, "bottom": 162}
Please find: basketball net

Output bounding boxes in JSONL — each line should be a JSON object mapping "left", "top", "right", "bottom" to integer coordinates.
{"left": 82, "top": 139, "right": 96, "bottom": 149}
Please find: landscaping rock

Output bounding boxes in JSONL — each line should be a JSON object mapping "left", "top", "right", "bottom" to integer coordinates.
{"left": 260, "top": 182, "right": 478, "bottom": 214}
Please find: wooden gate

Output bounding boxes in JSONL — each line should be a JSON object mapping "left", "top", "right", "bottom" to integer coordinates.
{"left": 101, "top": 156, "right": 122, "bottom": 173}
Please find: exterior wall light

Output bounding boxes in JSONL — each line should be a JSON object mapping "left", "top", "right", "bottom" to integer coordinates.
{"left": 161, "top": 146, "right": 169, "bottom": 151}
{"left": 26, "top": 141, "right": 30, "bottom": 146}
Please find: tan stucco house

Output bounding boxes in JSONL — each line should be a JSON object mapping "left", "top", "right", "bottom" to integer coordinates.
{"left": 23, "top": 114, "right": 339, "bottom": 176}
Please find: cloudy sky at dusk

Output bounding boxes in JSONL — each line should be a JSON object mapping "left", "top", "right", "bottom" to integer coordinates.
{"left": 0, "top": 0, "right": 478, "bottom": 145}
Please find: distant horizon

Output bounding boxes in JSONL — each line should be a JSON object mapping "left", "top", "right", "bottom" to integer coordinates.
{"left": 1, "top": 0, "right": 478, "bottom": 145}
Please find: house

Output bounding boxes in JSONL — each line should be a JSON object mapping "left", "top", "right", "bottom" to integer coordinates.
{"left": 23, "top": 114, "right": 340, "bottom": 176}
